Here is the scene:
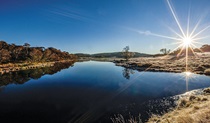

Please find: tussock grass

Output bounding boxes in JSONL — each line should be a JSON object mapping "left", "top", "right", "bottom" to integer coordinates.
{"left": 147, "top": 88, "right": 210, "bottom": 123}
{"left": 111, "top": 114, "right": 143, "bottom": 123}
{"left": 114, "top": 57, "right": 210, "bottom": 75}
{"left": 111, "top": 88, "right": 210, "bottom": 123}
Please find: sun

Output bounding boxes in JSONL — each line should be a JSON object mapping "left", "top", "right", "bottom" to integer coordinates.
{"left": 182, "top": 37, "right": 193, "bottom": 47}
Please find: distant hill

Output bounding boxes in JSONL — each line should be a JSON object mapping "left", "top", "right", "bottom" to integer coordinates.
{"left": 200, "top": 44, "right": 210, "bottom": 52}
{"left": 76, "top": 44, "right": 210, "bottom": 58}
{"left": 74, "top": 53, "right": 91, "bottom": 57}
{"left": 75, "top": 52, "right": 151, "bottom": 58}
{"left": 169, "top": 44, "right": 210, "bottom": 56}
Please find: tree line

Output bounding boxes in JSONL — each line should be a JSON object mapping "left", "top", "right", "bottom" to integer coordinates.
{"left": 0, "top": 61, "right": 74, "bottom": 86}
{"left": 122, "top": 44, "right": 210, "bottom": 61}
{"left": 0, "top": 41, "right": 77, "bottom": 64}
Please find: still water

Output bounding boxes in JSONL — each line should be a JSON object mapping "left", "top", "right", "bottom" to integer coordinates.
{"left": 0, "top": 61, "right": 210, "bottom": 123}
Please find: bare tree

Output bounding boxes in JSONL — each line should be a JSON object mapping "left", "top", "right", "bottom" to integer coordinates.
{"left": 160, "top": 48, "right": 170, "bottom": 55}
{"left": 122, "top": 46, "right": 135, "bottom": 61}
{"left": 23, "top": 43, "right": 31, "bottom": 55}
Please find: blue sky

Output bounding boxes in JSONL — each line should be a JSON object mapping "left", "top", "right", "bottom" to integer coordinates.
{"left": 0, "top": 0, "right": 210, "bottom": 54}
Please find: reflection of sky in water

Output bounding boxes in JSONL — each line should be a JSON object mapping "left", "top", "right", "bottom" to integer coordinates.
{"left": 0, "top": 61, "right": 210, "bottom": 122}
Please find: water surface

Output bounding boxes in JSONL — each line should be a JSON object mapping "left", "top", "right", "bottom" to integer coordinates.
{"left": 0, "top": 61, "right": 210, "bottom": 123}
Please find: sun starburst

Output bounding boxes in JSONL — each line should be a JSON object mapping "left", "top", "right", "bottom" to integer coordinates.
{"left": 183, "top": 37, "right": 192, "bottom": 47}
{"left": 136, "top": 0, "right": 210, "bottom": 73}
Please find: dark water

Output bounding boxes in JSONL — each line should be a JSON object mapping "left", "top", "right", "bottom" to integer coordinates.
{"left": 0, "top": 61, "right": 210, "bottom": 123}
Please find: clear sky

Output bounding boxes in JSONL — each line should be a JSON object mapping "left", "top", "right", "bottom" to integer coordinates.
{"left": 0, "top": 0, "right": 210, "bottom": 54}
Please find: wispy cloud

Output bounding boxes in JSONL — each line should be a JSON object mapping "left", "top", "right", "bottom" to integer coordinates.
{"left": 46, "top": 4, "right": 94, "bottom": 23}
{"left": 49, "top": 10, "right": 89, "bottom": 21}
{"left": 120, "top": 26, "right": 151, "bottom": 36}
{"left": 138, "top": 30, "right": 152, "bottom": 35}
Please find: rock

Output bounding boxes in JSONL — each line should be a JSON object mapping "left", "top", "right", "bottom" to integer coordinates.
{"left": 194, "top": 71, "right": 204, "bottom": 74}
{"left": 137, "top": 63, "right": 152, "bottom": 67}
{"left": 202, "top": 64, "right": 210, "bottom": 68}
{"left": 204, "top": 69, "right": 210, "bottom": 75}
{"left": 196, "top": 66, "right": 205, "bottom": 71}
{"left": 203, "top": 88, "right": 210, "bottom": 94}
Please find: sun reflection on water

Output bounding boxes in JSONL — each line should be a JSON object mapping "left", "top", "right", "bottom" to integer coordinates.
{"left": 185, "top": 71, "right": 192, "bottom": 77}
{"left": 184, "top": 71, "right": 192, "bottom": 92}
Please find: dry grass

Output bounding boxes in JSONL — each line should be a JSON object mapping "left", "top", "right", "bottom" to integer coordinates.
{"left": 111, "top": 114, "right": 143, "bottom": 123}
{"left": 111, "top": 89, "right": 210, "bottom": 123}
{"left": 147, "top": 88, "right": 210, "bottom": 123}
{"left": 114, "top": 56, "right": 210, "bottom": 75}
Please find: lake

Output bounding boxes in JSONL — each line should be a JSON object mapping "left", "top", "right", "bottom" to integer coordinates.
{"left": 0, "top": 61, "right": 210, "bottom": 123}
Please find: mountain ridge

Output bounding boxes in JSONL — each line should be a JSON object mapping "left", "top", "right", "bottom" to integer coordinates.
{"left": 75, "top": 52, "right": 151, "bottom": 58}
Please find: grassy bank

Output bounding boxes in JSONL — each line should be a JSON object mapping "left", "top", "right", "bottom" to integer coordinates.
{"left": 147, "top": 88, "right": 210, "bottom": 123}
{"left": 114, "top": 56, "right": 210, "bottom": 75}
{"left": 0, "top": 60, "right": 76, "bottom": 74}
{"left": 111, "top": 88, "right": 210, "bottom": 123}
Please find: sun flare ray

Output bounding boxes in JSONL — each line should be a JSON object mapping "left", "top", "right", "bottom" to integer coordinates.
{"left": 192, "top": 25, "right": 210, "bottom": 38}
{"left": 138, "top": 31, "right": 182, "bottom": 40}
{"left": 189, "top": 46, "right": 197, "bottom": 57}
{"left": 167, "top": 26, "right": 184, "bottom": 39}
{"left": 167, "top": 0, "right": 186, "bottom": 37}
{"left": 189, "top": 18, "right": 202, "bottom": 37}
{"left": 167, "top": 41, "right": 182, "bottom": 45}
{"left": 177, "top": 46, "right": 185, "bottom": 57}
{"left": 193, "top": 36, "right": 210, "bottom": 41}
{"left": 187, "top": 7, "right": 191, "bottom": 37}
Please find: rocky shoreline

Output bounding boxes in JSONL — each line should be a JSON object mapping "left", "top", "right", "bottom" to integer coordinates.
{"left": 0, "top": 60, "right": 76, "bottom": 75}
{"left": 111, "top": 87, "right": 210, "bottom": 123}
{"left": 113, "top": 56, "right": 210, "bottom": 75}
{"left": 147, "top": 88, "right": 210, "bottom": 123}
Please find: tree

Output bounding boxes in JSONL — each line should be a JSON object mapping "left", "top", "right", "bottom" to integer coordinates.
{"left": 122, "top": 68, "right": 134, "bottom": 79}
{"left": 0, "top": 41, "right": 77, "bottom": 64}
{"left": 12, "top": 46, "right": 25, "bottom": 61}
{"left": 160, "top": 48, "right": 170, "bottom": 55}
{"left": 29, "top": 48, "right": 43, "bottom": 62}
{"left": 23, "top": 43, "right": 30, "bottom": 47}
{"left": 122, "top": 46, "right": 134, "bottom": 61}
{"left": 0, "top": 49, "right": 11, "bottom": 63}
{"left": 23, "top": 43, "right": 31, "bottom": 55}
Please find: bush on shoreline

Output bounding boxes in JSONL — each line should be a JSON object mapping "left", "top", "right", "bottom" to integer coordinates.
{"left": 0, "top": 41, "right": 77, "bottom": 64}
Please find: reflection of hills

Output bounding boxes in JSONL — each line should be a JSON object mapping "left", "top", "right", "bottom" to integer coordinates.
{"left": 0, "top": 61, "right": 75, "bottom": 87}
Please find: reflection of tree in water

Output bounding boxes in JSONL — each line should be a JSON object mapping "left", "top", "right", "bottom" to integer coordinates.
{"left": 122, "top": 68, "right": 134, "bottom": 79}
{"left": 0, "top": 61, "right": 75, "bottom": 87}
